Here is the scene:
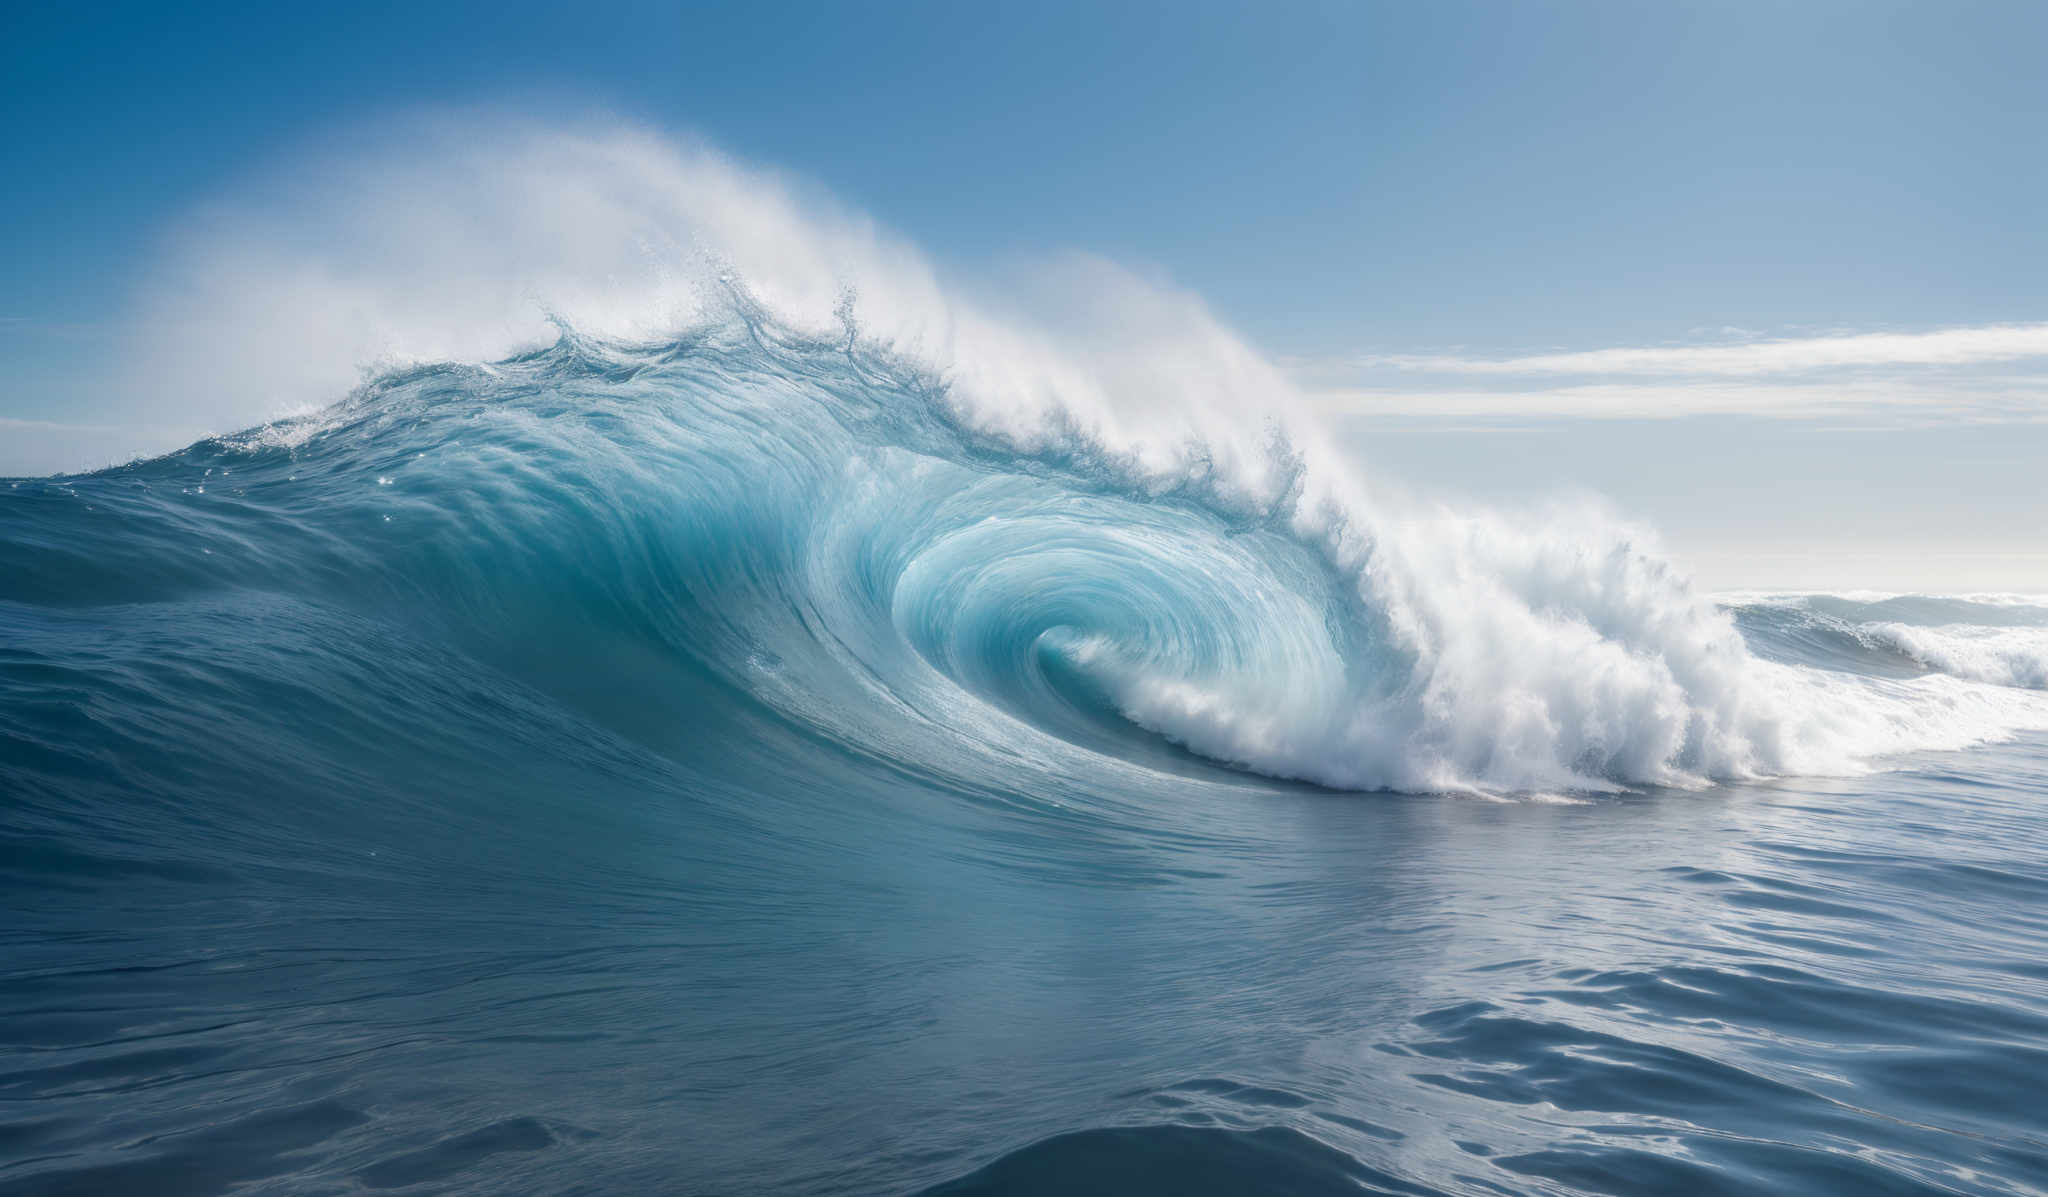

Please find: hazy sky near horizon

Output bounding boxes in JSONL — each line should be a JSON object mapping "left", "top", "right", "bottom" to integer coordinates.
{"left": 4, "top": 0, "right": 2045, "bottom": 590}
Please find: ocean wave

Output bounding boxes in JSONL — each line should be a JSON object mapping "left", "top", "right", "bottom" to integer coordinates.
{"left": 9, "top": 120, "right": 2048, "bottom": 797}
{"left": 11, "top": 308, "right": 2048, "bottom": 799}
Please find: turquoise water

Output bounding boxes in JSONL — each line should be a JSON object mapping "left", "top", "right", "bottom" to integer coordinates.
{"left": 4, "top": 322, "right": 2047, "bottom": 1195}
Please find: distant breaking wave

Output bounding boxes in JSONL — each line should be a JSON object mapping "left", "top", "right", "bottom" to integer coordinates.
{"left": 1727, "top": 593, "right": 2048, "bottom": 691}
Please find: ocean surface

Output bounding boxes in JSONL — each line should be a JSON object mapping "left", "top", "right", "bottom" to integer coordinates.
{"left": 5, "top": 318, "right": 2048, "bottom": 1195}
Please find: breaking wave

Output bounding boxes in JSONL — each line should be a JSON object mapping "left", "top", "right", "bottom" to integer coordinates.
{"left": 9, "top": 116, "right": 2047, "bottom": 799}
{"left": 10, "top": 312, "right": 2048, "bottom": 800}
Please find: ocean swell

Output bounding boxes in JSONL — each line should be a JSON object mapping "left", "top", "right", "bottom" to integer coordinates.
{"left": 12, "top": 301, "right": 2048, "bottom": 799}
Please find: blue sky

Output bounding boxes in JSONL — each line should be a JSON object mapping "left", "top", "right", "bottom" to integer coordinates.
{"left": 5, "top": 0, "right": 2045, "bottom": 588}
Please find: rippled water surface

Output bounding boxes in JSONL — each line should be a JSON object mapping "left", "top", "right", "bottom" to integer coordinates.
{"left": 5, "top": 327, "right": 2047, "bottom": 1195}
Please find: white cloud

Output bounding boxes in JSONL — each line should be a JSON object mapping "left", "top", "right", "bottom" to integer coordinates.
{"left": 1345, "top": 323, "right": 2048, "bottom": 377}
{"left": 1296, "top": 323, "right": 2048, "bottom": 421}
{"left": 1306, "top": 377, "right": 2048, "bottom": 420}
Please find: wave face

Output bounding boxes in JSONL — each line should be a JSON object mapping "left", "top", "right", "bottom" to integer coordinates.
{"left": 12, "top": 313, "right": 2045, "bottom": 806}
{"left": 8, "top": 310, "right": 2048, "bottom": 1194}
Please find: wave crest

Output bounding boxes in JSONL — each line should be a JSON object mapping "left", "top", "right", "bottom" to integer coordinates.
{"left": 18, "top": 308, "right": 2048, "bottom": 798}
{"left": 22, "top": 118, "right": 2048, "bottom": 797}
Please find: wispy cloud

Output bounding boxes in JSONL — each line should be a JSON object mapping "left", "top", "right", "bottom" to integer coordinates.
{"left": 1299, "top": 322, "right": 2048, "bottom": 420}
{"left": 1308, "top": 379, "right": 2048, "bottom": 421}
{"left": 1338, "top": 322, "right": 2048, "bottom": 378}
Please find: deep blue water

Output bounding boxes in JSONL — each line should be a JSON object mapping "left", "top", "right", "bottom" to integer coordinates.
{"left": 5, "top": 323, "right": 2047, "bottom": 1195}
